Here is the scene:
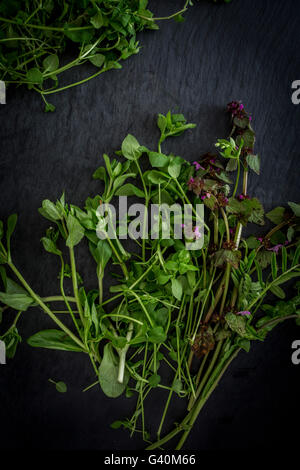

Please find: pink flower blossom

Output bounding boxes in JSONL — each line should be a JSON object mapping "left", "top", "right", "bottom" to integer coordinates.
{"left": 193, "top": 226, "right": 202, "bottom": 239}
{"left": 267, "top": 244, "right": 283, "bottom": 253}
{"left": 192, "top": 161, "right": 204, "bottom": 171}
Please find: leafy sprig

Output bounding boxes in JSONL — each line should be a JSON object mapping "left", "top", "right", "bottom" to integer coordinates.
{"left": 0, "top": 103, "right": 299, "bottom": 450}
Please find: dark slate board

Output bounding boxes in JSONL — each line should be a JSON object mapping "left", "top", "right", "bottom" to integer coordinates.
{"left": 0, "top": 0, "right": 300, "bottom": 451}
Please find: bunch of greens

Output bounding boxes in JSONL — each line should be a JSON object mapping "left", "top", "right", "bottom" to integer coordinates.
{"left": 0, "top": 0, "right": 221, "bottom": 111}
{"left": 1, "top": 103, "right": 299, "bottom": 449}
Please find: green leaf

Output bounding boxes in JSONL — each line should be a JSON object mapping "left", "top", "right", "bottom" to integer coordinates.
{"left": 213, "top": 249, "right": 241, "bottom": 269}
{"left": 115, "top": 183, "right": 145, "bottom": 198}
{"left": 110, "top": 420, "right": 124, "bottom": 429}
{"left": 149, "top": 152, "right": 169, "bottom": 168}
{"left": 157, "top": 114, "right": 167, "bottom": 134}
{"left": 266, "top": 207, "right": 285, "bottom": 224}
{"left": 40, "top": 200, "right": 62, "bottom": 221}
{"left": 93, "top": 166, "right": 107, "bottom": 181}
{"left": 287, "top": 226, "right": 295, "bottom": 242}
{"left": 270, "top": 284, "right": 285, "bottom": 299}
{"left": 246, "top": 236, "right": 260, "bottom": 249}
{"left": 226, "top": 158, "right": 238, "bottom": 172}
{"left": 90, "top": 11, "right": 104, "bottom": 29}
{"left": 148, "top": 373, "right": 161, "bottom": 387}
{"left": 151, "top": 307, "right": 169, "bottom": 327}
{"left": 168, "top": 160, "right": 182, "bottom": 178}
{"left": 41, "top": 237, "right": 62, "bottom": 256}
{"left": 1, "top": 325, "right": 21, "bottom": 358}
{"left": 89, "top": 240, "right": 112, "bottom": 268}
{"left": 237, "top": 338, "right": 251, "bottom": 352}
{"left": 0, "top": 292, "right": 34, "bottom": 311}
{"left": 274, "top": 271, "right": 300, "bottom": 286}
{"left": 172, "top": 379, "right": 183, "bottom": 394}
{"left": 112, "top": 173, "right": 136, "bottom": 192}
{"left": 66, "top": 214, "right": 85, "bottom": 248}
{"left": 225, "top": 313, "right": 258, "bottom": 340}
{"left": 45, "top": 102, "right": 56, "bottom": 112}
{"left": 99, "top": 344, "right": 129, "bottom": 398}
{"left": 89, "top": 53, "right": 105, "bottom": 68}
{"left": 246, "top": 154, "right": 260, "bottom": 175}
{"left": 27, "top": 329, "right": 83, "bottom": 352}
{"left": 26, "top": 67, "right": 43, "bottom": 85}
{"left": 238, "top": 129, "right": 255, "bottom": 148}
{"left": 256, "top": 250, "right": 273, "bottom": 269}
{"left": 282, "top": 246, "right": 287, "bottom": 272}
{"left": 288, "top": 202, "right": 300, "bottom": 217}
{"left": 171, "top": 278, "right": 183, "bottom": 300}
{"left": 64, "top": 28, "right": 94, "bottom": 43}
{"left": 271, "top": 252, "right": 278, "bottom": 280}
{"left": 6, "top": 213, "right": 17, "bottom": 253}
{"left": 55, "top": 381, "right": 67, "bottom": 393}
{"left": 148, "top": 326, "right": 167, "bottom": 344}
{"left": 42, "top": 54, "right": 59, "bottom": 72}
{"left": 121, "top": 134, "right": 142, "bottom": 161}
{"left": 146, "top": 170, "right": 168, "bottom": 185}
{"left": 292, "top": 245, "right": 300, "bottom": 267}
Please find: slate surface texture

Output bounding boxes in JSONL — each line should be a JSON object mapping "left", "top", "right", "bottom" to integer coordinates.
{"left": 0, "top": 0, "right": 299, "bottom": 451}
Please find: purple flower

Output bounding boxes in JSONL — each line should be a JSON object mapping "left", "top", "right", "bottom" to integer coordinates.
{"left": 267, "top": 244, "right": 283, "bottom": 253}
{"left": 188, "top": 177, "right": 195, "bottom": 185}
{"left": 193, "top": 226, "right": 202, "bottom": 239}
{"left": 237, "top": 311, "right": 251, "bottom": 316}
{"left": 192, "top": 161, "right": 204, "bottom": 171}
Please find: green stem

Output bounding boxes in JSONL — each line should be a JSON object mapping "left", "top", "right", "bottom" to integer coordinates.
{"left": 175, "top": 348, "right": 240, "bottom": 449}
{"left": 0, "top": 16, "right": 94, "bottom": 32}
{"left": 69, "top": 247, "right": 84, "bottom": 324}
{"left": 42, "top": 295, "right": 76, "bottom": 303}
{"left": 7, "top": 261, "right": 86, "bottom": 351}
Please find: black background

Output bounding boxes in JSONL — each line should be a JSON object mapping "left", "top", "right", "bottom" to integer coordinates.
{"left": 0, "top": 0, "right": 300, "bottom": 451}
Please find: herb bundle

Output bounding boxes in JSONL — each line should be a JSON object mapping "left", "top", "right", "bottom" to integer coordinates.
{"left": 0, "top": 0, "right": 232, "bottom": 111}
{"left": 1, "top": 103, "right": 299, "bottom": 449}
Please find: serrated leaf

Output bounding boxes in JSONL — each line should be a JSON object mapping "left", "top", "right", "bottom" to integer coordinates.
{"left": 288, "top": 202, "right": 300, "bottom": 217}
{"left": 246, "top": 154, "right": 260, "bottom": 175}
{"left": 266, "top": 207, "right": 285, "bottom": 224}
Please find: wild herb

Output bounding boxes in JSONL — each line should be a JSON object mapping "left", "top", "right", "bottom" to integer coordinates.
{"left": 0, "top": 0, "right": 230, "bottom": 111}
{"left": 0, "top": 103, "right": 299, "bottom": 449}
